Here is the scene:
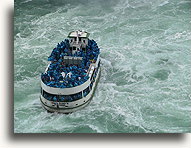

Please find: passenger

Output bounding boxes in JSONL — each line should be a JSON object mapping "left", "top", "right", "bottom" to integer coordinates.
{"left": 61, "top": 72, "right": 65, "bottom": 78}
{"left": 77, "top": 93, "right": 82, "bottom": 99}
{"left": 66, "top": 72, "right": 72, "bottom": 78}
{"left": 84, "top": 91, "right": 87, "bottom": 97}
{"left": 74, "top": 82, "right": 78, "bottom": 87}
{"left": 58, "top": 75, "right": 63, "bottom": 81}
{"left": 60, "top": 96, "right": 65, "bottom": 102}
{"left": 47, "top": 96, "right": 52, "bottom": 101}
{"left": 53, "top": 96, "right": 58, "bottom": 102}
{"left": 44, "top": 93, "right": 52, "bottom": 101}
{"left": 44, "top": 38, "right": 100, "bottom": 88}
{"left": 68, "top": 96, "right": 73, "bottom": 102}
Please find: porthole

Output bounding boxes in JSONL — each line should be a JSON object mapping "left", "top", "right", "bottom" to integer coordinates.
{"left": 76, "top": 104, "right": 78, "bottom": 106}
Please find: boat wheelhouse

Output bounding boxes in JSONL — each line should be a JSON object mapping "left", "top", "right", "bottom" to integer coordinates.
{"left": 40, "top": 31, "right": 101, "bottom": 113}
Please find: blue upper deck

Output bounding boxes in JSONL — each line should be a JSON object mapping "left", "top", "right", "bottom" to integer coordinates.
{"left": 41, "top": 39, "right": 100, "bottom": 88}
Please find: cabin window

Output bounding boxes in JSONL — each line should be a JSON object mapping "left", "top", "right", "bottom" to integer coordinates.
{"left": 83, "top": 40, "right": 86, "bottom": 43}
{"left": 83, "top": 86, "right": 90, "bottom": 97}
{"left": 42, "top": 90, "right": 56, "bottom": 101}
{"left": 74, "top": 37, "right": 77, "bottom": 41}
{"left": 59, "top": 95, "right": 72, "bottom": 102}
{"left": 70, "top": 92, "right": 82, "bottom": 101}
{"left": 90, "top": 82, "right": 93, "bottom": 90}
{"left": 73, "top": 47, "right": 76, "bottom": 50}
{"left": 59, "top": 91, "right": 82, "bottom": 102}
{"left": 79, "top": 37, "right": 81, "bottom": 42}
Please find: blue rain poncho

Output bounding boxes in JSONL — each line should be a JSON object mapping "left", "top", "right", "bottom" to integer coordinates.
{"left": 42, "top": 39, "right": 100, "bottom": 88}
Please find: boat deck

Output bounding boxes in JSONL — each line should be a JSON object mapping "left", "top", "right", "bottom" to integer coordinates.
{"left": 41, "top": 39, "right": 100, "bottom": 88}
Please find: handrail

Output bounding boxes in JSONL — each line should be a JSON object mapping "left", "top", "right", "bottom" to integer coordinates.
{"left": 41, "top": 78, "right": 91, "bottom": 95}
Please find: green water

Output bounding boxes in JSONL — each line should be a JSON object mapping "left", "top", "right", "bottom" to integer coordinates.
{"left": 14, "top": 0, "right": 191, "bottom": 133}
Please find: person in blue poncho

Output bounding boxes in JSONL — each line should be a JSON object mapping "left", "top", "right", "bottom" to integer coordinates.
{"left": 53, "top": 96, "right": 57, "bottom": 101}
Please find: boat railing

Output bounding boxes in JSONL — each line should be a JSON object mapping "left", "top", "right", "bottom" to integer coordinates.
{"left": 41, "top": 77, "right": 91, "bottom": 95}
{"left": 86, "top": 55, "right": 100, "bottom": 77}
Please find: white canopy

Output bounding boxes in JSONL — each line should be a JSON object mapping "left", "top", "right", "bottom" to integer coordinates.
{"left": 68, "top": 30, "right": 90, "bottom": 38}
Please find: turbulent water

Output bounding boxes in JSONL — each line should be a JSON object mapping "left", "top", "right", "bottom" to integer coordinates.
{"left": 14, "top": 0, "right": 191, "bottom": 133}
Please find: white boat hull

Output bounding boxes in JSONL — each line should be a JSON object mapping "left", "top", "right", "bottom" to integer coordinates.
{"left": 40, "top": 67, "right": 100, "bottom": 113}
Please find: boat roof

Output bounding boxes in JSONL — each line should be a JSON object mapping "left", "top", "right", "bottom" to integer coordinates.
{"left": 68, "top": 30, "right": 90, "bottom": 38}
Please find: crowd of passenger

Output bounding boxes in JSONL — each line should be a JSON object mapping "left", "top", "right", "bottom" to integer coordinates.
{"left": 47, "top": 39, "right": 100, "bottom": 63}
{"left": 41, "top": 62, "right": 89, "bottom": 88}
{"left": 41, "top": 38, "right": 100, "bottom": 88}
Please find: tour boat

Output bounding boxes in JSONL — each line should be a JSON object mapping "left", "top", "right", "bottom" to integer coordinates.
{"left": 40, "top": 31, "right": 101, "bottom": 113}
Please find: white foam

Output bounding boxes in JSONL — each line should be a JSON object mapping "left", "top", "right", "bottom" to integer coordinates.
{"left": 159, "top": 1, "right": 169, "bottom": 7}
